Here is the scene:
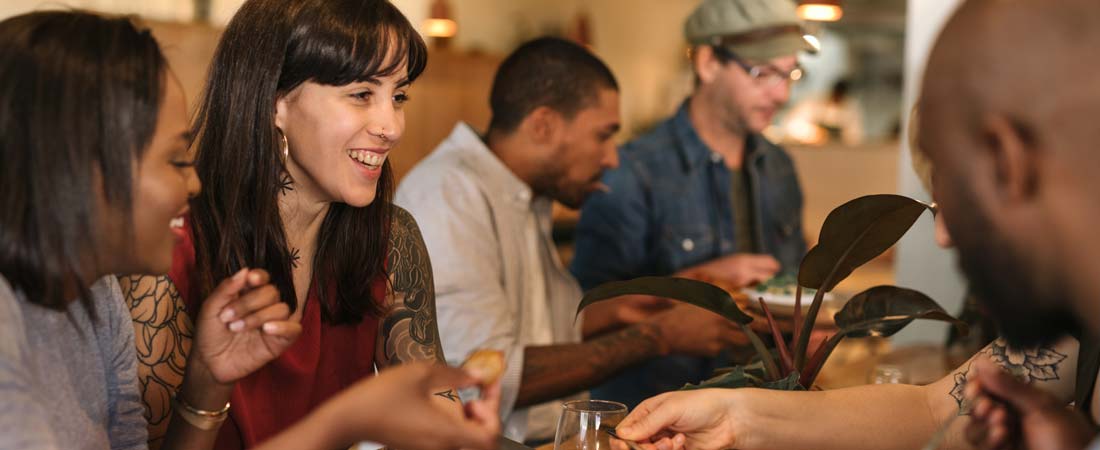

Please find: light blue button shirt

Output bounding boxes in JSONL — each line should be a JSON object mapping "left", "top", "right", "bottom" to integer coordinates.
{"left": 396, "top": 122, "right": 583, "bottom": 442}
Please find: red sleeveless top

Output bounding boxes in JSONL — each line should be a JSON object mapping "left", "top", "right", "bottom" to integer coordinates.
{"left": 170, "top": 219, "right": 384, "bottom": 449}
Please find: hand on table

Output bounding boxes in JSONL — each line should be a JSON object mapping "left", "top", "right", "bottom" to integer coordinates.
{"left": 613, "top": 389, "right": 741, "bottom": 450}
{"left": 581, "top": 295, "right": 674, "bottom": 339}
{"left": 679, "top": 254, "right": 780, "bottom": 289}
{"left": 964, "top": 359, "right": 1096, "bottom": 450}
{"left": 323, "top": 362, "right": 502, "bottom": 450}
{"left": 646, "top": 303, "right": 749, "bottom": 357}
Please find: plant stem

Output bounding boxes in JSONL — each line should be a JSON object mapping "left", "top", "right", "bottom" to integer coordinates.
{"left": 794, "top": 226, "right": 873, "bottom": 371}
{"left": 793, "top": 286, "right": 827, "bottom": 371}
{"left": 800, "top": 332, "right": 845, "bottom": 387}
{"left": 792, "top": 285, "right": 802, "bottom": 356}
{"left": 739, "top": 322, "right": 780, "bottom": 381}
{"left": 757, "top": 298, "right": 793, "bottom": 374}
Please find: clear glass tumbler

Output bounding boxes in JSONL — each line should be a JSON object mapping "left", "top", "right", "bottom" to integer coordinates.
{"left": 553, "top": 400, "right": 628, "bottom": 450}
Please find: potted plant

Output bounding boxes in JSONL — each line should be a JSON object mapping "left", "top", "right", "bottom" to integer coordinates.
{"left": 576, "top": 194, "right": 967, "bottom": 390}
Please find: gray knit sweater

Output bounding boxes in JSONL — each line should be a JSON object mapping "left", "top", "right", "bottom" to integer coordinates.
{"left": 0, "top": 274, "right": 147, "bottom": 450}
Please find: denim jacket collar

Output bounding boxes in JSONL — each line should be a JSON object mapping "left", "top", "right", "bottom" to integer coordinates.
{"left": 671, "top": 99, "right": 772, "bottom": 172}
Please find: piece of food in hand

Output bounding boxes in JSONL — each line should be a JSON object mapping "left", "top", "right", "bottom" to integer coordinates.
{"left": 461, "top": 349, "right": 505, "bottom": 385}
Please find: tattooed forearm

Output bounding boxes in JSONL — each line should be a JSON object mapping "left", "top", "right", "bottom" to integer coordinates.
{"left": 517, "top": 323, "right": 662, "bottom": 408}
{"left": 949, "top": 338, "right": 1068, "bottom": 415}
{"left": 119, "top": 275, "right": 193, "bottom": 449}
{"left": 378, "top": 207, "right": 446, "bottom": 366}
{"left": 949, "top": 369, "right": 972, "bottom": 416}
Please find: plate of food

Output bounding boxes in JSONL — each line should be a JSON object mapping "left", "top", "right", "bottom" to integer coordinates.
{"left": 741, "top": 275, "right": 837, "bottom": 317}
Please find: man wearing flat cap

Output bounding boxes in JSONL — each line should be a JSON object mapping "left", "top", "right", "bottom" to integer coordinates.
{"left": 571, "top": 0, "right": 815, "bottom": 408}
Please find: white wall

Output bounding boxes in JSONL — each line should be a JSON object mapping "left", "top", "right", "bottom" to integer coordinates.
{"left": 890, "top": 0, "right": 967, "bottom": 345}
{"left": 572, "top": 0, "right": 699, "bottom": 135}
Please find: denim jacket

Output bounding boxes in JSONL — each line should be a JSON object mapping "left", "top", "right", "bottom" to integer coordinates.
{"left": 569, "top": 100, "right": 807, "bottom": 407}
{"left": 572, "top": 100, "right": 806, "bottom": 288}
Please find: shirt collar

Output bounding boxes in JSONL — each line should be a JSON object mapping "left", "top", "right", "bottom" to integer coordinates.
{"left": 447, "top": 122, "right": 535, "bottom": 208}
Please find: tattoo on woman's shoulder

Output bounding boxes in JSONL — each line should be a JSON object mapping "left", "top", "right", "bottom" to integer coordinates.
{"left": 380, "top": 208, "right": 444, "bottom": 363}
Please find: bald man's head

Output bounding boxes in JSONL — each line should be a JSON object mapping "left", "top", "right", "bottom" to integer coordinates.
{"left": 919, "top": 0, "right": 1100, "bottom": 346}
{"left": 922, "top": 0, "right": 1100, "bottom": 170}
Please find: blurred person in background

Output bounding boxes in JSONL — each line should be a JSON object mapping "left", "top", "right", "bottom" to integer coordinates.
{"left": 613, "top": 1, "right": 1100, "bottom": 448}
{"left": 571, "top": 0, "right": 814, "bottom": 409}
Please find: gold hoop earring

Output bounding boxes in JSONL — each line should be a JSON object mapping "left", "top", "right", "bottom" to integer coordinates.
{"left": 277, "top": 129, "right": 289, "bottom": 166}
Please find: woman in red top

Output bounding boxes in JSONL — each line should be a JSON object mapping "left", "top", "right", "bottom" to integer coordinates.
{"left": 123, "top": 0, "right": 476, "bottom": 448}
{"left": 2, "top": 9, "right": 496, "bottom": 450}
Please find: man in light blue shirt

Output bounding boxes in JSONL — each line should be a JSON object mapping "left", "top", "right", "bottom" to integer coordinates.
{"left": 397, "top": 37, "right": 745, "bottom": 443}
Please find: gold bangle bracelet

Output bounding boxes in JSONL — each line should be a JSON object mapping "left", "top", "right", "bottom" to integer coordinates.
{"left": 170, "top": 391, "right": 230, "bottom": 431}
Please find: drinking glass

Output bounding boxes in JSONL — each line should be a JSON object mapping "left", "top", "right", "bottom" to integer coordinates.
{"left": 553, "top": 400, "right": 628, "bottom": 450}
{"left": 869, "top": 363, "right": 909, "bottom": 384}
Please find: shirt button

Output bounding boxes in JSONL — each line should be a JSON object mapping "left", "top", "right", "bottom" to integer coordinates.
{"left": 681, "top": 238, "right": 695, "bottom": 252}
{"left": 710, "top": 153, "right": 723, "bottom": 163}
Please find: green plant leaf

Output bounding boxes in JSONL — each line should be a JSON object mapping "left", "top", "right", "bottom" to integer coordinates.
{"left": 682, "top": 366, "right": 804, "bottom": 391}
{"left": 682, "top": 366, "right": 761, "bottom": 390}
{"left": 764, "top": 372, "right": 805, "bottom": 391}
{"left": 833, "top": 285, "right": 968, "bottom": 338}
{"left": 575, "top": 276, "right": 753, "bottom": 324}
{"left": 798, "top": 195, "right": 934, "bottom": 292}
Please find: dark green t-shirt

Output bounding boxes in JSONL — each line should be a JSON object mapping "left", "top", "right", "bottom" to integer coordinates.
{"left": 729, "top": 168, "right": 757, "bottom": 253}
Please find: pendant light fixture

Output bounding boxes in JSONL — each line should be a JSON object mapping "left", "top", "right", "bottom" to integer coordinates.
{"left": 798, "top": 0, "right": 843, "bottom": 22}
{"left": 423, "top": 0, "right": 457, "bottom": 38}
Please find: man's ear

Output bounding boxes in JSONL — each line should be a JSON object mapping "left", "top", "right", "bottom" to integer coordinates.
{"left": 693, "top": 46, "right": 722, "bottom": 85}
{"left": 520, "top": 106, "right": 564, "bottom": 146}
{"left": 983, "top": 114, "right": 1039, "bottom": 203}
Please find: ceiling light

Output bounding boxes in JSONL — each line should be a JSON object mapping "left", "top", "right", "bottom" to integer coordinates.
{"left": 798, "top": 0, "right": 843, "bottom": 22}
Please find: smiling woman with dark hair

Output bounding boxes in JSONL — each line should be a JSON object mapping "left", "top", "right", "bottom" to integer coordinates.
{"left": 0, "top": 12, "right": 199, "bottom": 449}
{"left": 120, "top": 0, "right": 476, "bottom": 449}
{"left": 0, "top": 9, "right": 498, "bottom": 450}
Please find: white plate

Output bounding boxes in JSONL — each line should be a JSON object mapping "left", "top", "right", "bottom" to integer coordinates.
{"left": 740, "top": 288, "right": 833, "bottom": 307}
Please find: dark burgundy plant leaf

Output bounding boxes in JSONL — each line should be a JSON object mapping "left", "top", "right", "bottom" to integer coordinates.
{"left": 575, "top": 276, "right": 753, "bottom": 324}
{"left": 833, "top": 285, "right": 968, "bottom": 338}
{"left": 799, "top": 195, "right": 934, "bottom": 292}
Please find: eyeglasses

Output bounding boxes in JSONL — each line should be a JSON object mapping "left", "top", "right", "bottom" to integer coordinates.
{"left": 712, "top": 46, "right": 804, "bottom": 87}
